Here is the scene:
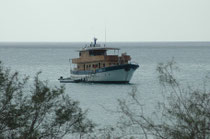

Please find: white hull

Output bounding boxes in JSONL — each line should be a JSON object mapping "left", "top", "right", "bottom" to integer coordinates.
{"left": 59, "top": 64, "right": 139, "bottom": 83}
{"left": 71, "top": 68, "right": 135, "bottom": 83}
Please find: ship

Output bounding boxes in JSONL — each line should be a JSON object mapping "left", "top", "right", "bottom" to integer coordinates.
{"left": 59, "top": 38, "right": 139, "bottom": 83}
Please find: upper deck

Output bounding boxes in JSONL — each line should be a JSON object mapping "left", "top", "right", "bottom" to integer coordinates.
{"left": 78, "top": 46, "right": 120, "bottom": 52}
{"left": 72, "top": 55, "right": 130, "bottom": 64}
{"left": 71, "top": 38, "right": 131, "bottom": 71}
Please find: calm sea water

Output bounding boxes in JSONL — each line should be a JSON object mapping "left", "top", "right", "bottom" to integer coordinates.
{"left": 0, "top": 42, "right": 210, "bottom": 127}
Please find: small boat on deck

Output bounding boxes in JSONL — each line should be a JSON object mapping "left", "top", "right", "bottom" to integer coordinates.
{"left": 59, "top": 38, "right": 139, "bottom": 83}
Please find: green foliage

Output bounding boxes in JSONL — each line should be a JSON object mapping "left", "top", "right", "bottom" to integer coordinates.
{"left": 155, "top": 60, "right": 210, "bottom": 139}
{"left": 98, "top": 59, "right": 210, "bottom": 139}
{"left": 0, "top": 61, "right": 94, "bottom": 139}
{"left": 2, "top": 59, "right": 210, "bottom": 139}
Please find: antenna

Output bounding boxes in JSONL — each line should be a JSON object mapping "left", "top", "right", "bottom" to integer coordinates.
{"left": 104, "top": 26, "right": 106, "bottom": 47}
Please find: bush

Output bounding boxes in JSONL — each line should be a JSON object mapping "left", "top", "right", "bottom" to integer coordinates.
{"left": 0, "top": 61, "right": 94, "bottom": 139}
{"left": 97, "top": 60, "right": 210, "bottom": 139}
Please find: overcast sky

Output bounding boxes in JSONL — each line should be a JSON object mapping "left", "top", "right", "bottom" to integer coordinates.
{"left": 0, "top": 0, "right": 210, "bottom": 42}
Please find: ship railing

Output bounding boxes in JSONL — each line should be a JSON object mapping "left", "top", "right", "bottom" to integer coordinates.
{"left": 105, "top": 55, "right": 118, "bottom": 61}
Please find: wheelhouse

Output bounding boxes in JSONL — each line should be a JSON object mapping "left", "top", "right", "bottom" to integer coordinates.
{"left": 71, "top": 38, "right": 131, "bottom": 71}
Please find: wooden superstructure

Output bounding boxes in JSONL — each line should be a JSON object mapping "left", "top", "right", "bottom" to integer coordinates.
{"left": 72, "top": 38, "right": 131, "bottom": 71}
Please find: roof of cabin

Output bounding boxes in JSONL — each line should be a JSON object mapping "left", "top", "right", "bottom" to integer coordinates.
{"left": 77, "top": 47, "right": 120, "bottom": 52}
{"left": 77, "top": 38, "right": 120, "bottom": 52}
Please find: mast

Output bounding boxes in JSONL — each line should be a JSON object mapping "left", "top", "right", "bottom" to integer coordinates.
{"left": 93, "top": 37, "right": 97, "bottom": 47}
{"left": 104, "top": 26, "right": 106, "bottom": 47}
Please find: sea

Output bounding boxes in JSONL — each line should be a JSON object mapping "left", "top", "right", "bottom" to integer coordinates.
{"left": 0, "top": 42, "right": 210, "bottom": 128}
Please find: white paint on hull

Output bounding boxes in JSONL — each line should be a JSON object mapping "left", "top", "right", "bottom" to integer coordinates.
{"left": 70, "top": 68, "right": 136, "bottom": 82}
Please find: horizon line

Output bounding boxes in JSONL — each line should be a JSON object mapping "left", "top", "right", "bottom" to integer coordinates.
{"left": 0, "top": 41, "right": 210, "bottom": 43}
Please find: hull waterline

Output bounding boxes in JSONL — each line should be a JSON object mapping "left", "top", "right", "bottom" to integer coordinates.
{"left": 59, "top": 64, "right": 139, "bottom": 84}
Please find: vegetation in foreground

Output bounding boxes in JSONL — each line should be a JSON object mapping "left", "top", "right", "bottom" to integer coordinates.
{"left": 0, "top": 61, "right": 94, "bottom": 139}
{"left": 1, "top": 60, "right": 210, "bottom": 139}
{"left": 89, "top": 60, "right": 210, "bottom": 139}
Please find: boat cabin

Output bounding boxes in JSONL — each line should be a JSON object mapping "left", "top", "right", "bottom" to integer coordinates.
{"left": 72, "top": 38, "right": 131, "bottom": 71}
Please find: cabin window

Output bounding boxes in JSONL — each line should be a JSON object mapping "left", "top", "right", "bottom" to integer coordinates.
{"left": 79, "top": 52, "right": 81, "bottom": 56}
{"left": 89, "top": 51, "right": 93, "bottom": 56}
{"left": 89, "top": 50, "right": 106, "bottom": 56}
{"left": 103, "top": 63, "right": 105, "bottom": 67}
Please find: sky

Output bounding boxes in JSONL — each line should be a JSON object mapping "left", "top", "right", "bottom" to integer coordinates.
{"left": 0, "top": 0, "right": 210, "bottom": 42}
